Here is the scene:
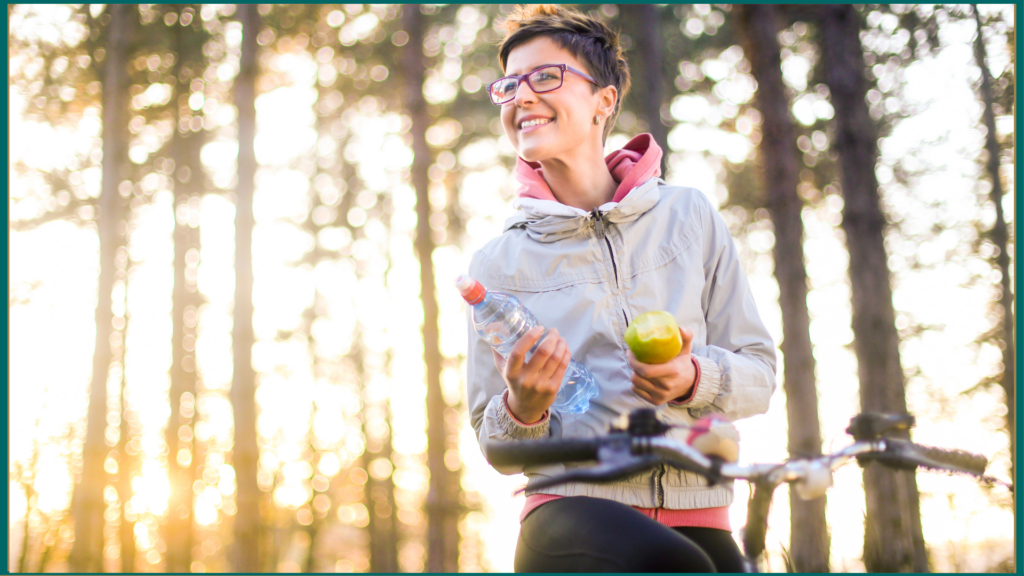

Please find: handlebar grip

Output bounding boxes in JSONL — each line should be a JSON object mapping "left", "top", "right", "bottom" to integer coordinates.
{"left": 866, "top": 440, "right": 989, "bottom": 476}
{"left": 909, "top": 443, "right": 988, "bottom": 476}
{"left": 485, "top": 438, "right": 602, "bottom": 467}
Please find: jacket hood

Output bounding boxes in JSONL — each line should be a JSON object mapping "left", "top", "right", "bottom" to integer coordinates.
{"left": 504, "top": 134, "right": 664, "bottom": 242}
{"left": 504, "top": 176, "right": 662, "bottom": 242}
{"left": 514, "top": 133, "right": 664, "bottom": 204}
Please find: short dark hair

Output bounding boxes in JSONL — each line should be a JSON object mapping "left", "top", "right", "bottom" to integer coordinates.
{"left": 497, "top": 5, "right": 631, "bottom": 142}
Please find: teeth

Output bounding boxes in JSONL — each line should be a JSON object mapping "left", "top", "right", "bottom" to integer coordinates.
{"left": 520, "top": 118, "right": 552, "bottom": 129}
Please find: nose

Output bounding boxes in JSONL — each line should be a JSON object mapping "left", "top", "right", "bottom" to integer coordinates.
{"left": 513, "top": 78, "right": 538, "bottom": 106}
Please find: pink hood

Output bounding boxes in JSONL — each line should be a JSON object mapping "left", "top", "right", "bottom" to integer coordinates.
{"left": 514, "top": 133, "right": 663, "bottom": 204}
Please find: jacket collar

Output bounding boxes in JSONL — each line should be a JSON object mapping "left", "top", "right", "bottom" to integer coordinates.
{"left": 503, "top": 176, "right": 662, "bottom": 242}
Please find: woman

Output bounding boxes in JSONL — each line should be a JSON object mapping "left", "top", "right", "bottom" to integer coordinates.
{"left": 465, "top": 5, "right": 777, "bottom": 572}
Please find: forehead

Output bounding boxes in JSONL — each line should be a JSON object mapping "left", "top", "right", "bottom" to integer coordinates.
{"left": 504, "top": 36, "right": 587, "bottom": 75}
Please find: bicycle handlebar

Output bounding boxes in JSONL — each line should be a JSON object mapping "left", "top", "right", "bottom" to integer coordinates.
{"left": 484, "top": 409, "right": 1007, "bottom": 571}
{"left": 484, "top": 411, "right": 995, "bottom": 493}
{"left": 486, "top": 437, "right": 603, "bottom": 467}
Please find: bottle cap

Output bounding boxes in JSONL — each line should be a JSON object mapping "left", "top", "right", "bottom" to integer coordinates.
{"left": 455, "top": 275, "right": 486, "bottom": 305}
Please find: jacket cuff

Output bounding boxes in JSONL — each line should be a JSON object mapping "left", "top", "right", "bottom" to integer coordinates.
{"left": 677, "top": 354, "right": 721, "bottom": 410}
{"left": 497, "top": 391, "right": 550, "bottom": 440}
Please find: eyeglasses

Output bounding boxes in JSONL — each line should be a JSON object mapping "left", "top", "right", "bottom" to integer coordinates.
{"left": 487, "top": 64, "right": 600, "bottom": 105}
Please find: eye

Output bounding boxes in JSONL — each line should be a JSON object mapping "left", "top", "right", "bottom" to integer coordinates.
{"left": 498, "top": 79, "right": 517, "bottom": 93}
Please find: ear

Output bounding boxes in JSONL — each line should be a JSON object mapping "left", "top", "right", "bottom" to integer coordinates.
{"left": 597, "top": 85, "right": 618, "bottom": 119}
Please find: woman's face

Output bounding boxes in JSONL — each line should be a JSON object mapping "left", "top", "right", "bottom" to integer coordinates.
{"left": 500, "top": 36, "right": 615, "bottom": 163}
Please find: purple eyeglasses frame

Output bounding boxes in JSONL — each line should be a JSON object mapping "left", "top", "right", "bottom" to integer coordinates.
{"left": 487, "top": 64, "right": 600, "bottom": 105}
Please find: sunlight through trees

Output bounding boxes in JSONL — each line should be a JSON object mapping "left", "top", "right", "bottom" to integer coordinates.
{"left": 8, "top": 4, "right": 1016, "bottom": 573}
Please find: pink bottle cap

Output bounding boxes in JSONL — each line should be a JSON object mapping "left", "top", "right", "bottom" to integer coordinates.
{"left": 455, "top": 275, "right": 486, "bottom": 305}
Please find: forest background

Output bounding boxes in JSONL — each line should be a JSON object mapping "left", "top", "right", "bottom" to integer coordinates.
{"left": 7, "top": 3, "right": 1017, "bottom": 573}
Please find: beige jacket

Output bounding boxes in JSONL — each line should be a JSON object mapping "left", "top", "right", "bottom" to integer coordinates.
{"left": 466, "top": 178, "right": 777, "bottom": 509}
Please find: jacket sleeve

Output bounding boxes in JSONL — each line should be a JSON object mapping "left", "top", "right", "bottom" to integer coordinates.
{"left": 676, "top": 194, "right": 777, "bottom": 421}
{"left": 466, "top": 249, "right": 552, "bottom": 476}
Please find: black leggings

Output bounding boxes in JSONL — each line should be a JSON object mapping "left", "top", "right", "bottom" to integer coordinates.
{"left": 515, "top": 496, "right": 747, "bottom": 573}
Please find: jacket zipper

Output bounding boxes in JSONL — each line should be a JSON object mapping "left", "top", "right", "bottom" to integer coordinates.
{"left": 591, "top": 209, "right": 630, "bottom": 326}
{"left": 656, "top": 464, "right": 665, "bottom": 507}
{"left": 593, "top": 206, "right": 659, "bottom": 504}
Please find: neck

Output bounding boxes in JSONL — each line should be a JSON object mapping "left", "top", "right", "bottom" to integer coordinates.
{"left": 537, "top": 139, "right": 618, "bottom": 211}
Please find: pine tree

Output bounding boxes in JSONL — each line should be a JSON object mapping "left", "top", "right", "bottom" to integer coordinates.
{"left": 164, "top": 7, "right": 209, "bottom": 571}
{"left": 618, "top": 4, "right": 668, "bottom": 174}
{"left": 69, "top": 4, "right": 132, "bottom": 571}
{"left": 402, "top": 6, "right": 461, "bottom": 571}
{"left": 817, "top": 5, "right": 927, "bottom": 571}
{"left": 969, "top": 4, "right": 1015, "bottom": 501}
{"left": 229, "top": 4, "right": 261, "bottom": 571}
{"left": 736, "top": 5, "right": 829, "bottom": 572}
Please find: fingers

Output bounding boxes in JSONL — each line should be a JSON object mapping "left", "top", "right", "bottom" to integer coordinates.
{"left": 631, "top": 375, "right": 662, "bottom": 405}
{"left": 632, "top": 373, "right": 671, "bottom": 405}
{"left": 504, "top": 326, "right": 544, "bottom": 375}
{"left": 631, "top": 371, "right": 671, "bottom": 392}
{"left": 522, "top": 328, "right": 564, "bottom": 385}
{"left": 537, "top": 336, "right": 571, "bottom": 384}
{"left": 679, "top": 327, "right": 694, "bottom": 356}
{"left": 505, "top": 327, "right": 567, "bottom": 389}
{"left": 632, "top": 384, "right": 655, "bottom": 405}
{"left": 504, "top": 328, "right": 568, "bottom": 421}
{"left": 627, "top": 349, "right": 682, "bottom": 381}
{"left": 630, "top": 348, "right": 696, "bottom": 405}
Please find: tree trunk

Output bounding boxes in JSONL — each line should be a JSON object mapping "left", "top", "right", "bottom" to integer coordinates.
{"left": 70, "top": 4, "right": 131, "bottom": 571}
{"left": 737, "top": 5, "right": 830, "bottom": 572}
{"left": 300, "top": 296, "right": 321, "bottom": 572}
{"left": 18, "top": 480, "right": 32, "bottom": 573}
{"left": 165, "top": 13, "right": 205, "bottom": 572}
{"left": 367, "top": 210, "right": 402, "bottom": 572}
{"left": 17, "top": 442, "right": 40, "bottom": 574}
{"left": 114, "top": 260, "right": 134, "bottom": 572}
{"left": 618, "top": 3, "right": 668, "bottom": 175}
{"left": 971, "top": 3, "right": 1015, "bottom": 501}
{"left": 231, "top": 4, "right": 261, "bottom": 572}
{"left": 117, "top": 373, "right": 136, "bottom": 572}
{"left": 303, "top": 402, "right": 324, "bottom": 574}
{"left": 817, "top": 5, "right": 927, "bottom": 572}
{"left": 402, "top": 5, "right": 460, "bottom": 572}
{"left": 363, "top": 402, "right": 400, "bottom": 573}
{"left": 344, "top": 329, "right": 400, "bottom": 572}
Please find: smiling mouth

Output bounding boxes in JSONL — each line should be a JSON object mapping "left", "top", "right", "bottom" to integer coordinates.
{"left": 519, "top": 117, "right": 554, "bottom": 130}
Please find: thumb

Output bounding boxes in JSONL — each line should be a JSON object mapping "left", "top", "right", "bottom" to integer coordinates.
{"left": 678, "top": 327, "right": 694, "bottom": 356}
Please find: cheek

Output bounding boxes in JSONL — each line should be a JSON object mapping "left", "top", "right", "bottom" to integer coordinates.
{"left": 500, "top": 108, "right": 517, "bottom": 141}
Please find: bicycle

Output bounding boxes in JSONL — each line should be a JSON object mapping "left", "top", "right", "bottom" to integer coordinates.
{"left": 485, "top": 408, "right": 1012, "bottom": 572}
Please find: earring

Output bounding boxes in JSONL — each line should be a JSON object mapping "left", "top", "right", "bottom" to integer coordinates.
{"left": 593, "top": 115, "right": 601, "bottom": 125}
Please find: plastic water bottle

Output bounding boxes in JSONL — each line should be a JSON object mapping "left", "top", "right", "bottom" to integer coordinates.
{"left": 456, "top": 275, "right": 598, "bottom": 414}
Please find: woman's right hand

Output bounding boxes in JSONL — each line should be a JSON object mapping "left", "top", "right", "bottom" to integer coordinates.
{"left": 492, "top": 326, "right": 571, "bottom": 424}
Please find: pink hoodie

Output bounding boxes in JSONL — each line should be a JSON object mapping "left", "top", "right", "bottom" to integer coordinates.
{"left": 514, "top": 133, "right": 664, "bottom": 204}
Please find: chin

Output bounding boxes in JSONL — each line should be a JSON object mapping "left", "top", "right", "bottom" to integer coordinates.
{"left": 517, "top": 148, "right": 543, "bottom": 163}
{"left": 515, "top": 141, "right": 554, "bottom": 163}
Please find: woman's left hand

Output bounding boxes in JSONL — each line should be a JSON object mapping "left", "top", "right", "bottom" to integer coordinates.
{"left": 627, "top": 327, "right": 696, "bottom": 405}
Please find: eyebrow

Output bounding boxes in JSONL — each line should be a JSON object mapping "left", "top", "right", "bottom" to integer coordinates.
{"left": 504, "top": 63, "right": 561, "bottom": 76}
